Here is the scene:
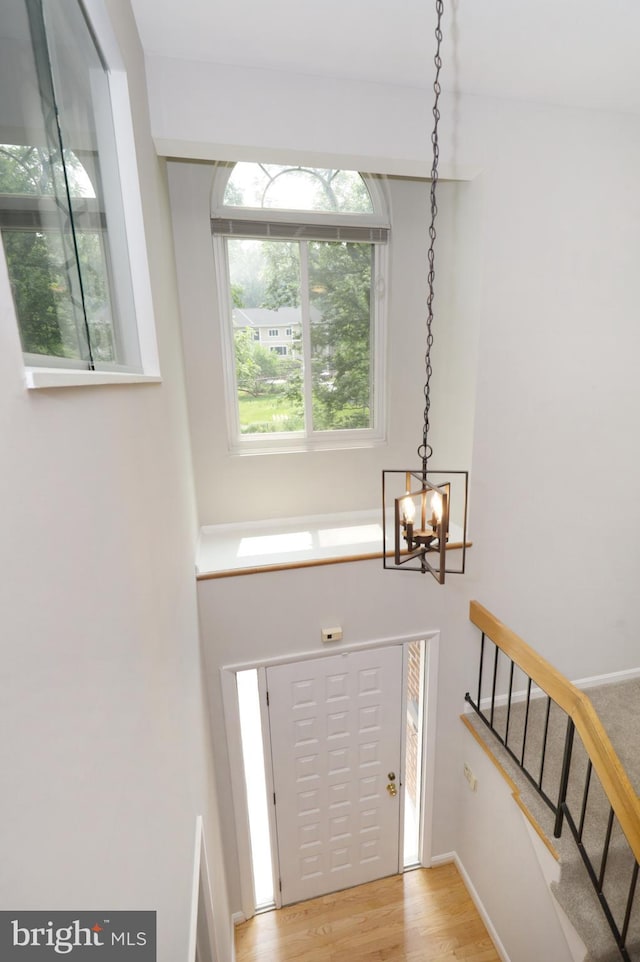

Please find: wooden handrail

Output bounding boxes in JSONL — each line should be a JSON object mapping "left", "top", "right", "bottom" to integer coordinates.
{"left": 469, "top": 600, "right": 640, "bottom": 866}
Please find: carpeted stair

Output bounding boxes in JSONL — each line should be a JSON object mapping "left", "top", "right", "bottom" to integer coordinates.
{"left": 464, "top": 678, "right": 640, "bottom": 962}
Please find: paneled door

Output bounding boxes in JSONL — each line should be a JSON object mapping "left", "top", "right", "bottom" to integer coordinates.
{"left": 266, "top": 646, "right": 403, "bottom": 905}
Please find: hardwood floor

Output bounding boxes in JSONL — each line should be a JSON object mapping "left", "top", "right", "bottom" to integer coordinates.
{"left": 234, "top": 863, "right": 500, "bottom": 962}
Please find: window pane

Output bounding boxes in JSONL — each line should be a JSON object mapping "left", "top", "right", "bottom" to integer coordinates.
{"left": 228, "top": 238, "right": 304, "bottom": 434}
{"left": 2, "top": 228, "right": 85, "bottom": 358}
{"left": 42, "top": 0, "right": 139, "bottom": 368}
{"left": 0, "top": 0, "right": 140, "bottom": 370}
{"left": 308, "top": 241, "right": 373, "bottom": 431}
{"left": 0, "top": 0, "right": 90, "bottom": 360}
{"left": 224, "top": 164, "right": 373, "bottom": 214}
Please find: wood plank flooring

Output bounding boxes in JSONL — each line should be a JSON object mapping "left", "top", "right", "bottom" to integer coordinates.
{"left": 234, "top": 863, "right": 500, "bottom": 962}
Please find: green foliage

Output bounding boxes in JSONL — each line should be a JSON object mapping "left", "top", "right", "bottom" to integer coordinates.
{"left": 234, "top": 329, "right": 297, "bottom": 397}
{"left": 1, "top": 144, "right": 114, "bottom": 360}
{"left": 260, "top": 242, "right": 300, "bottom": 310}
{"left": 238, "top": 395, "right": 304, "bottom": 433}
{"left": 3, "top": 231, "right": 68, "bottom": 356}
{"left": 308, "top": 241, "right": 372, "bottom": 430}
{"left": 230, "top": 283, "right": 244, "bottom": 308}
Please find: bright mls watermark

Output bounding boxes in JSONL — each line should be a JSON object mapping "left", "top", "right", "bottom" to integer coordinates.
{"left": 0, "top": 912, "right": 156, "bottom": 959}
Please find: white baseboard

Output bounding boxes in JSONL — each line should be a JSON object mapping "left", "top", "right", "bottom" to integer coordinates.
{"left": 462, "top": 665, "right": 640, "bottom": 717}
{"left": 519, "top": 816, "right": 586, "bottom": 962}
{"left": 572, "top": 665, "right": 640, "bottom": 690}
{"left": 428, "top": 850, "right": 455, "bottom": 867}
{"left": 429, "top": 851, "right": 511, "bottom": 962}
{"left": 231, "top": 912, "right": 246, "bottom": 927}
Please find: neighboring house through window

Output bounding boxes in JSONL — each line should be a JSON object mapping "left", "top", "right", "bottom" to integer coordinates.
{"left": 211, "top": 162, "right": 389, "bottom": 451}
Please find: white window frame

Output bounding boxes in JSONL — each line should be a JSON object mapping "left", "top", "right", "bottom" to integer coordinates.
{"left": 3, "top": 0, "right": 160, "bottom": 390}
{"left": 212, "top": 166, "right": 389, "bottom": 455}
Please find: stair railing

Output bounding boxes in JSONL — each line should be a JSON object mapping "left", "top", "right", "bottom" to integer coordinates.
{"left": 465, "top": 600, "right": 640, "bottom": 962}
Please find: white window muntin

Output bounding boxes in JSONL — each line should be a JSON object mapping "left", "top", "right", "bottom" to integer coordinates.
{"left": 211, "top": 164, "right": 390, "bottom": 232}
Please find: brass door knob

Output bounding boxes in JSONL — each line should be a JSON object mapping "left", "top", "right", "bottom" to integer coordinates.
{"left": 386, "top": 782, "right": 398, "bottom": 797}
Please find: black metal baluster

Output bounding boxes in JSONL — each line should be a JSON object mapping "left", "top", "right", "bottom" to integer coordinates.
{"left": 554, "top": 717, "right": 575, "bottom": 838}
{"left": 476, "top": 632, "right": 485, "bottom": 710}
{"left": 598, "top": 808, "right": 615, "bottom": 891}
{"left": 520, "top": 677, "right": 532, "bottom": 767}
{"left": 578, "top": 761, "right": 592, "bottom": 841}
{"left": 505, "top": 660, "right": 515, "bottom": 748}
{"left": 620, "top": 861, "right": 639, "bottom": 948}
{"left": 538, "top": 696, "right": 552, "bottom": 789}
{"left": 490, "top": 644, "right": 499, "bottom": 728}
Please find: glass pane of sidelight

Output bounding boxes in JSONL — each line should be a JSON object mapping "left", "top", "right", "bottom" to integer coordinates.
{"left": 404, "top": 639, "right": 425, "bottom": 867}
{"left": 237, "top": 669, "right": 274, "bottom": 909}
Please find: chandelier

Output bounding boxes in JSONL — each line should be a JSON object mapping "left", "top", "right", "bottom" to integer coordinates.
{"left": 382, "top": 0, "right": 468, "bottom": 583}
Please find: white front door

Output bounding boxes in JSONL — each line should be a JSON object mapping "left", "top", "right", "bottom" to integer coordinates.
{"left": 266, "top": 646, "right": 403, "bottom": 905}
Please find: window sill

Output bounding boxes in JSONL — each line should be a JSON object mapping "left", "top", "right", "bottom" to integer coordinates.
{"left": 229, "top": 434, "right": 386, "bottom": 456}
{"left": 196, "top": 509, "right": 469, "bottom": 579}
{"left": 25, "top": 368, "right": 162, "bottom": 389}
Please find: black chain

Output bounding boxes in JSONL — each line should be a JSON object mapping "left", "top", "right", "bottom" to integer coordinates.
{"left": 418, "top": 0, "right": 443, "bottom": 471}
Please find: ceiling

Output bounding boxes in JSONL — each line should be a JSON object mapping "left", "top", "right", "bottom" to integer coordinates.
{"left": 129, "top": 0, "right": 640, "bottom": 114}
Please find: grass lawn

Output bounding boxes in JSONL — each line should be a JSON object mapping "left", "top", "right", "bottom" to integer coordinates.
{"left": 238, "top": 394, "right": 301, "bottom": 432}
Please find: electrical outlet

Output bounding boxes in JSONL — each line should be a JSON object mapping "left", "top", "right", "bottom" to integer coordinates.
{"left": 321, "top": 626, "right": 343, "bottom": 643}
{"left": 463, "top": 762, "right": 478, "bottom": 791}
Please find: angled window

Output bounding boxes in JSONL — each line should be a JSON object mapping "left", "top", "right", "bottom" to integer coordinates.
{"left": 212, "top": 163, "right": 389, "bottom": 452}
{"left": 0, "top": 0, "right": 156, "bottom": 381}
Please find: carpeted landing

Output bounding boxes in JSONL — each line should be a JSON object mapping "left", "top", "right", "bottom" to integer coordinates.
{"left": 464, "top": 678, "right": 640, "bottom": 962}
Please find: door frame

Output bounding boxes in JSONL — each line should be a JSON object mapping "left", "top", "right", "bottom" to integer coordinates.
{"left": 220, "top": 629, "right": 440, "bottom": 922}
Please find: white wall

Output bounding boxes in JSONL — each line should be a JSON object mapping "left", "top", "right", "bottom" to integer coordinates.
{"left": 0, "top": 4, "right": 231, "bottom": 960}
{"left": 467, "top": 97, "right": 640, "bottom": 677}
{"left": 146, "top": 58, "right": 438, "bottom": 176}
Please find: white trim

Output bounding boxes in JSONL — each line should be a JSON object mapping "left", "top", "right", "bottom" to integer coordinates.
{"left": 429, "top": 851, "right": 456, "bottom": 867}
{"left": 398, "top": 646, "right": 409, "bottom": 871}
{"left": 100, "top": 37, "right": 160, "bottom": 377}
{"left": 188, "top": 816, "right": 218, "bottom": 962}
{"left": 462, "top": 664, "right": 640, "bottom": 715}
{"left": 212, "top": 235, "right": 242, "bottom": 445}
{"left": 572, "top": 664, "right": 640, "bottom": 690}
{"left": 222, "top": 629, "right": 439, "bottom": 674}
{"left": 220, "top": 670, "right": 256, "bottom": 924}
{"left": 419, "top": 634, "right": 439, "bottom": 867}
{"left": 154, "top": 139, "right": 481, "bottom": 182}
{"left": 227, "top": 430, "right": 386, "bottom": 457}
{"left": 430, "top": 852, "right": 510, "bottom": 962}
{"left": 231, "top": 912, "right": 246, "bottom": 927}
{"left": 25, "top": 368, "right": 162, "bottom": 390}
{"left": 188, "top": 817, "right": 203, "bottom": 962}
{"left": 519, "top": 817, "right": 587, "bottom": 962}
{"left": 452, "top": 854, "right": 512, "bottom": 962}
{"left": 257, "top": 668, "right": 282, "bottom": 910}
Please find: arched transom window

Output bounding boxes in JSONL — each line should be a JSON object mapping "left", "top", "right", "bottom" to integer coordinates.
{"left": 212, "top": 162, "right": 389, "bottom": 452}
